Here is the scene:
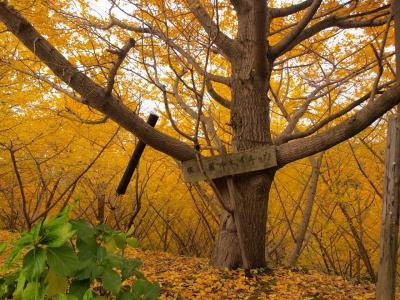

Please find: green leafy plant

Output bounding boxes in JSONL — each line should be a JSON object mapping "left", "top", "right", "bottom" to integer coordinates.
{"left": 0, "top": 203, "right": 160, "bottom": 299}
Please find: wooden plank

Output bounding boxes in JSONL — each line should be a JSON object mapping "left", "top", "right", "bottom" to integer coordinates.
{"left": 181, "top": 146, "right": 277, "bottom": 183}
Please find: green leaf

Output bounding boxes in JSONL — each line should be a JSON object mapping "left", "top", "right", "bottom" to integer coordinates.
{"left": 96, "top": 246, "right": 107, "bottom": 263}
{"left": 95, "top": 224, "right": 112, "bottom": 234}
{"left": 3, "top": 221, "right": 46, "bottom": 272}
{"left": 42, "top": 206, "right": 76, "bottom": 248}
{"left": 42, "top": 222, "right": 75, "bottom": 248}
{"left": 29, "top": 221, "right": 45, "bottom": 245}
{"left": 0, "top": 271, "right": 18, "bottom": 298}
{"left": 92, "top": 265, "right": 105, "bottom": 278}
{"left": 14, "top": 272, "right": 26, "bottom": 298}
{"left": 121, "top": 259, "right": 143, "bottom": 280}
{"left": 75, "top": 261, "right": 104, "bottom": 280}
{"left": 46, "top": 269, "right": 68, "bottom": 297}
{"left": 0, "top": 243, "right": 7, "bottom": 256}
{"left": 69, "top": 279, "right": 90, "bottom": 299}
{"left": 2, "top": 245, "right": 23, "bottom": 272}
{"left": 126, "top": 238, "right": 139, "bottom": 248}
{"left": 132, "top": 279, "right": 160, "bottom": 300}
{"left": 82, "top": 289, "right": 106, "bottom": 300}
{"left": 22, "top": 282, "right": 47, "bottom": 300}
{"left": 52, "top": 294, "right": 79, "bottom": 300}
{"left": 105, "top": 254, "right": 126, "bottom": 270}
{"left": 75, "top": 259, "right": 96, "bottom": 280}
{"left": 113, "top": 233, "right": 126, "bottom": 250}
{"left": 71, "top": 219, "right": 96, "bottom": 245}
{"left": 77, "top": 238, "right": 97, "bottom": 261}
{"left": 82, "top": 289, "right": 94, "bottom": 300}
{"left": 47, "top": 245, "right": 78, "bottom": 277}
{"left": 103, "top": 238, "right": 118, "bottom": 253}
{"left": 44, "top": 199, "right": 77, "bottom": 229}
{"left": 117, "top": 291, "right": 135, "bottom": 300}
{"left": 102, "top": 269, "right": 121, "bottom": 296}
{"left": 22, "top": 247, "right": 47, "bottom": 281}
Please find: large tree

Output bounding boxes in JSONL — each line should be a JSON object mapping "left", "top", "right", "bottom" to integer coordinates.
{"left": 0, "top": 0, "right": 398, "bottom": 269}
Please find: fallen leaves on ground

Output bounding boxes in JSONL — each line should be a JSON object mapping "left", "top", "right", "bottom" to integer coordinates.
{"left": 0, "top": 230, "right": 398, "bottom": 299}
{"left": 125, "top": 248, "right": 397, "bottom": 300}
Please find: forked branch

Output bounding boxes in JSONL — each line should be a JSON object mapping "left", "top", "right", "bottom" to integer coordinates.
{"left": 270, "top": 0, "right": 314, "bottom": 18}
{"left": 0, "top": 2, "right": 195, "bottom": 162}
{"left": 105, "top": 38, "right": 136, "bottom": 96}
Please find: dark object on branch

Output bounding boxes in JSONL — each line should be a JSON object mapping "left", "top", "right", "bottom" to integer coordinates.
{"left": 116, "top": 113, "right": 159, "bottom": 195}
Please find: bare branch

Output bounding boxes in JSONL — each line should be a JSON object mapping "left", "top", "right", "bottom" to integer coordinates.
{"left": 278, "top": 80, "right": 395, "bottom": 144}
{"left": 206, "top": 80, "right": 231, "bottom": 108}
{"left": 186, "top": 0, "right": 240, "bottom": 59}
{"left": 272, "top": 11, "right": 388, "bottom": 58}
{"left": 9, "top": 146, "right": 30, "bottom": 228}
{"left": 0, "top": 59, "right": 83, "bottom": 102}
{"left": 277, "top": 84, "right": 400, "bottom": 167}
{"left": 270, "top": 0, "right": 314, "bottom": 18}
{"left": 0, "top": 2, "right": 195, "bottom": 162}
{"left": 95, "top": 16, "right": 231, "bottom": 86}
{"left": 63, "top": 107, "right": 109, "bottom": 125}
{"left": 31, "top": 129, "right": 119, "bottom": 223}
{"left": 270, "top": 0, "right": 323, "bottom": 58}
{"left": 348, "top": 142, "right": 382, "bottom": 199}
{"left": 105, "top": 38, "right": 136, "bottom": 96}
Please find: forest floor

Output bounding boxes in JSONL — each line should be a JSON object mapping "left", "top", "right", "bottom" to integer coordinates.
{"left": 125, "top": 248, "right": 395, "bottom": 300}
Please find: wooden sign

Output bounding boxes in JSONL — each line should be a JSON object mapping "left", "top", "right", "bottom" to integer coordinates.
{"left": 181, "top": 146, "right": 277, "bottom": 183}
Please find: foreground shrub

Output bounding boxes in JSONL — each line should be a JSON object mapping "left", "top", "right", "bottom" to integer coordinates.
{"left": 0, "top": 203, "right": 160, "bottom": 299}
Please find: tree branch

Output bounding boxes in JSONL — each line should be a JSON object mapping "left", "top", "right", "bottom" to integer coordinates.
{"left": 277, "top": 84, "right": 400, "bottom": 167}
{"left": 0, "top": 2, "right": 195, "bottom": 162}
{"left": 105, "top": 38, "right": 136, "bottom": 96}
{"left": 95, "top": 16, "right": 231, "bottom": 86}
{"left": 63, "top": 107, "right": 109, "bottom": 125}
{"left": 206, "top": 80, "right": 231, "bottom": 108}
{"left": 270, "top": 0, "right": 314, "bottom": 18}
{"left": 277, "top": 80, "right": 395, "bottom": 144}
{"left": 186, "top": 0, "right": 240, "bottom": 58}
{"left": 272, "top": 11, "right": 388, "bottom": 58}
{"left": 270, "top": 0, "right": 322, "bottom": 58}
{"left": 0, "top": 59, "right": 84, "bottom": 103}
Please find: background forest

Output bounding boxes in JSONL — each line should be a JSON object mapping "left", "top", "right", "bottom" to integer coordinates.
{"left": 0, "top": 0, "right": 396, "bottom": 295}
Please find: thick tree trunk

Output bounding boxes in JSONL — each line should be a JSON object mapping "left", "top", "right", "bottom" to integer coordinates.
{"left": 210, "top": 172, "right": 274, "bottom": 268}
{"left": 210, "top": 1, "right": 274, "bottom": 269}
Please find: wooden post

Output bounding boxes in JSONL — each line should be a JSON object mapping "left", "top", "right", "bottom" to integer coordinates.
{"left": 376, "top": 115, "right": 400, "bottom": 300}
{"left": 116, "top": 113, "right": 159, "bottom": 195}
{"left": 376, "top": 1, "right": 400, "bottom": 298}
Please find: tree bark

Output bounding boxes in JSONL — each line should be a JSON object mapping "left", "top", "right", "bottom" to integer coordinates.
{"left": 209, "top": 0, "right": 274, "bottom": 269}
{"left": 376, "top": 116, "right": 400, "bottom": 299}
{"left": 376, "top": 1, "right": 400, "bottom": 298}
{"left": 210, "top": 172, "right": 275, "bottom": 268}
{"left": 211, "top": 210, "right": 242, "bottom": 269}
